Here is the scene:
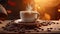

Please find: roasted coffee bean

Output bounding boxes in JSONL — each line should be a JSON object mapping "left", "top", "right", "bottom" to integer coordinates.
{"left": 48, "top": 24, "right": 51, "bottom": 25}
{"left": 52, "top": 22, "right": 55, "bottom": 24}
{"left": 36, "top": 30, "right": 39, "bottom": 32}
{"left": 58, "top": 28, "right": 60, "bottom": 30}
{"left": 47, "top": 30, "right": 51, "bottom": 32}
{"left": 57, "top": 23, "right": 59, "bottom": 24}
{"left": 41, "top": 29, "right": 44, "bottom": 31}
{"left": 38, "top": 28, "right": 41, "bottom": 29}
{"left": 0, "top": 22, "right": 2, "bottom": 24}
{"left": 14, "top": 30, "right": 17, "bottom": 32}
{"left": 50, "top": 28, "right": 53, "bottom": 29}
{"left": 47, "top": 28, "right": 49, "bottom": 30}
{"left": 2, "top": 27, "right": 5, "bottom": 28}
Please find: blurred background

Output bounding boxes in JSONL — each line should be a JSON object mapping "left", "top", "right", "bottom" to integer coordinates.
{"left": 0, "top": 0, "right": 60, "bottom": 20}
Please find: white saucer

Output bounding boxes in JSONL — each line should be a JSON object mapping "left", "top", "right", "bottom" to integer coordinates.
{"left": 14, "top": 19, "right": 38, "bottom": 25}
{"left": 14, "top": 19, "right": 22, "bottom": 23}
{"left": 14, "top": 19, "right": 35, "bottom": 23}
{"left": 14, "top": 19, "right": 41, "bottom": 23}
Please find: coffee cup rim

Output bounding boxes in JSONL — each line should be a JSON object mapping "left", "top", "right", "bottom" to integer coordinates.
{"left": 20, "top": 11, "right": 38, "bottom": 13}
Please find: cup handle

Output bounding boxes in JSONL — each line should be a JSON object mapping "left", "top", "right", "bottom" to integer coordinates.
{"left": 37, "top": 13, "right": 40, "bottom": 19}
{"left": 34, "top": 13, "right": 40, "bottom": 20}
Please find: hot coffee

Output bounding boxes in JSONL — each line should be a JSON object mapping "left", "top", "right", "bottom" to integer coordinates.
{"left": 20, "top": 11, "right": 39, "bottom": 22}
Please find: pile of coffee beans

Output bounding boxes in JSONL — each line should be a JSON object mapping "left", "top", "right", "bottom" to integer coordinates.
{"left": 3, "top": 23, "right": 23, "bottom": 32}
{"left": 2, "top": 22, "right": 38, "bottom": 32}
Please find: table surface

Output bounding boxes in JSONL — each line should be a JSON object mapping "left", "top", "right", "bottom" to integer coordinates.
{"left": 0, "top": 20, "right": 60, "bottom": 33}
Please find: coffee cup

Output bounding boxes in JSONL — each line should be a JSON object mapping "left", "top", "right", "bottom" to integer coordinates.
{"left": 20, "top": 11, "right": 39, "bottom": 22}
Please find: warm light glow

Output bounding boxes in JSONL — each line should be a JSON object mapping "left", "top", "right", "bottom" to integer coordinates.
{"left": 33, "top": 0, "right": 59, "bottom": 20}
{"left": 44, "top": 13, "right": 51, "bottom": 20}
{"left": 37, "top": 6, "right": 40, "bottom": 9}
{"left": 34, "top": 0, "right": 59, "bottom": 11}
{"left": 7, "top": 10, "right": 12, "bottom": 14}
{"left": 58, "top": 9, "right": 60, "bottom": 12}
{"left": 34, "top": 0, "right": 59, "bottom": 7}
{"left": 34, "top": 4, "right": 41, "bottom": 10}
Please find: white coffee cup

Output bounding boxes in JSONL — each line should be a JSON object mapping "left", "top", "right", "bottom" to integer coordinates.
{"left": 20, "top": 11, "right": 39, "bottom": 22}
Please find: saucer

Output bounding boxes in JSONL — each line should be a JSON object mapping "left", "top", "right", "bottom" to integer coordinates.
{"left": 14, "top": 19, "right": 35, "bottom": 23}
{"left": 14, "top": 19, "right": 22, "bottom": 23}
{"left": 14, "top": 19, "right": 37, "bottom": 25}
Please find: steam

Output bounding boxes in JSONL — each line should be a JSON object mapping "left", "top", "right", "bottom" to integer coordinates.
{"left": 26, "top": 4, "right": 33, "bottom": 12}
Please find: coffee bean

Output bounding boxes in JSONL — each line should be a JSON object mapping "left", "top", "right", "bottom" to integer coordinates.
{"left": 52, "top": 22, "right": 55, "bottom": 24}
{"left": 4, "top": 28, "right": 6, "bottom": 30}
{"left": 2, "top": 27, "right": 5, "bottom": 28}
{"left": 48, "top": 24, "right": 51, "bottom": 25}
{"left": 7, "top": 25, "right": 10, "bottom": 26}
{"left": 58, "top": 28, "right": 60, "bottom": 30}
{"left": 14, "top": 31, "right": 17, "bottom": 32}
{"left": 47, "top": 30, "right": 51, "bottom": 32}
{"left": 36, "top": 30, "right": 39, "bottom": 32}
{"left": 41, "top": 29, "right": 44, "bottom": 31}
{"left": 47, "top": 28, "right": 49, "bottom": 30}
{"left": 57, "top": 23, "right": 59, "bottom": 24}
{"left": 0, "top": 22, "right": 2, "bottom": 24}
{"left": 50, "top": 28, "right": 53, "bottom": 29}
{"left": 38, "top": 28, "right": 41, "bottom": 29}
